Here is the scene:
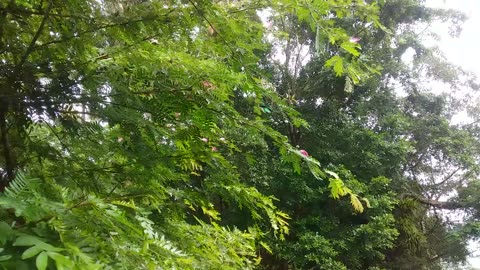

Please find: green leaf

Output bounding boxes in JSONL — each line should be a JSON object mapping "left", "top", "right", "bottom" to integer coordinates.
{"left": 325, "top": 55, "right": 344, "bottom": 76}
{"left": 0, "top": 255, "right": 12, "bottom": 261}
{"left": 13, "top": 236, "right": 43, "bottom": 247}
{"left": 201, "top": 205, "right": 221, "bottom": 221}
{"left": 21, "top": 246, "right": 43, "bottom": 259}
{"left": 0, "top": 222, "right": 13, "bottom": 245}
{"left": 47, "top": 251, "right": 71, "bottom": 266}
{"left": 261, "top": 106, "right": 272, "bottom": 114}
{"left": 328, "top": 178, "right": 346, "bottom": 199}
{"left": 36, "top": 251, "right": 48, "bottom": 270}
{"left": 325, "top": 170, "right": 340, "bottom": 179}
{"left": 340, "top": 42, "right": 360, "bottom": 56}
{"left": 362, "top": 197, "right": 371, "bottom": 208}
{"left": 259, "top": 241, "right": 272, "bottom": 254}
{"left": 13, "top": 236, "right": 63, "bottom": 252}
{"left": 377, "top": 22, "right": 393, "bottom": 35}
{"left": 350, "top": 194, "right": 364, "bottom": 213}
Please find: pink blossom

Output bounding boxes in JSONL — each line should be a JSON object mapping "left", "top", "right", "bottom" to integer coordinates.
{"left": 300, "top": 149, "right": 309, "bottom": 157}
{"left": 201, "top": 80, "right": 216, "bottom": 90}
{"left": 349, "top": 37, "right": 361, "bottom": 43}
{"left": 200, "top": 138, "right": 208, "bottom": 143}
{"left": 265, "top": 21, "right": 273, "bottom": 30}
{"left": 211, "top": 146, "right": 218, "bottom": 152}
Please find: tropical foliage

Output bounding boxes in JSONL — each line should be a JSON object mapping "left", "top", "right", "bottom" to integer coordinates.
{"left": 0, "top": 0, "right": 479, "bottom": 269}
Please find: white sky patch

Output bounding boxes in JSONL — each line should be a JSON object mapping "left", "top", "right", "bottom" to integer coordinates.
{"left": 258, "top": 8, "right": 311, "bottom": 76}
{"left": 401, "top": 47, "right": 416, "bottom": 68}
{"left": 425, "top": 0, "right": 480, "bottom": 76}
{"left": 423, "top": 0, "right": 480, "bottom": 127}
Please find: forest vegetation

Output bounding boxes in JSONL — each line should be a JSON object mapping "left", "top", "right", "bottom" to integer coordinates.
{"left": 1, "top": 0, "right": 480, "bottom": 269}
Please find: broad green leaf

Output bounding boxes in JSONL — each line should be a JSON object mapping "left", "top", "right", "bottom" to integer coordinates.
{"left": 0, "top": 255, "right": 12, "bottom": 261}
{"left": 13, "top": 236, "right": 63, "bottom": 252}
{"left": 0, "top": 222, "right": 12, "bottom": 245}
{"left": 21, "top": 246, "right": 43, "bottom": 259}
{"left": 36, "top": 252, "right": 48, "bottom": 270}
{"left": 13, "top": 236, "right": 44, "bottom": 247}
{"left": 47, "top": 252, "right": 72, "bottom": 268}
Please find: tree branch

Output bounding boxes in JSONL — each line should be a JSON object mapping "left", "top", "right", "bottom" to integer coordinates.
{"left": 405, "top": 194, "right": 463, "bottom": 210}
{"left": 14, "top": 0, "right": 53, "bottom": 72}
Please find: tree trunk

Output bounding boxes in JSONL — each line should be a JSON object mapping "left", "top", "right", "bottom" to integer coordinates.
{"left": 0, "top": 103, "right": 14, "bottom": 192}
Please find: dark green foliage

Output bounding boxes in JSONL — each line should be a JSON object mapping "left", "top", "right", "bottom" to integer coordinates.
{"left": 1, "top": 0, "right": 480, "bottom": 269}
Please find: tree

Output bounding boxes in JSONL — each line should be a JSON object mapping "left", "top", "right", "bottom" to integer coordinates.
{"left": 0, "top": 0, "right": 379, "bottom": 269}
{"left": 254, "top": 0, "right": 480, "bottom": 269}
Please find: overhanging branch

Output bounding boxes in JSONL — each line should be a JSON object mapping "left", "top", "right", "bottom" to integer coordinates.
{"left": 404, "top": 193, "right": 464, "bottom": 210}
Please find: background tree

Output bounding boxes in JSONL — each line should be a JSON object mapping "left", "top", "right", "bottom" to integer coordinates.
{"left": 254, "top": 0, "right": 480, "bottom": 269}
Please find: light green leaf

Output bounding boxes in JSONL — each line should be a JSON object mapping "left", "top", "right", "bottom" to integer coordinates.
{"left": 325, "top": 170, "right": 340, "bottom": 179}
{"left": 201, "top": 205, "right": 221, "bottom": 221}
{"left": 325, "top": 55, "right": 344, "bottom": 76}
{"left": 0, "top": 255, "right": 12, "bottom": 261}
{"left": 13, "top": 236, "right": 43, "bottom": 247}
{"left": 328, "top": 178, "right": 346, "bottom": 199}
{"left": 362, "top": 197, "right": 372, "bottom": 208}
{"left": 259, "top": 241, "right": 272, "bottom": 254}
{"left": 0, "top": 222, "right": 13, "bottom": 245}
{"left": 350, "top": 194, "right": 364, "bottom": 213}
{"left": 47, "top": 252, "right": 72, "bottom": 268}
{"left": 14, "top": 236, "right": 63, "bottom": 252}
{"left": 21, "top": 246, "right": 43, "bottom": 259}
{"left": 36, "top": 251, "right": 48, "bottom": 270}
{"left": 377, "top": 23, "right": 393, "bottom": 35}
{"left": 340, "top": 42, "right": 360, "bottom": 56}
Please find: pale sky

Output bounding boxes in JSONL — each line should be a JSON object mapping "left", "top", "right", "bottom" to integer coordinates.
{"left": 424, "top": 0, "right": 480, "bottom": 268}
{"left": 426, "top": 0, "right": 480, "bottom": 76}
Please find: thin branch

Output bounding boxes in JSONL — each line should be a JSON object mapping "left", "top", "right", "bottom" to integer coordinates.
{"left": 187, "top": 0, "right": 237, "bottom": 57}
{"left": 14, "top": 0, "right": 53, "bottom": 73}
{"left": 428, "top": 167, "right": 462, "bottom": 188}
{"left": 105, "top": 181, "right": 122, "bottom": 198}
{"left": 404, "top": 193, "right": 464, "bottom": 210}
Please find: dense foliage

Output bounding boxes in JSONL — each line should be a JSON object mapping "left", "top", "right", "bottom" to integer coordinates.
{"left": 1, "top": 0, "right": 479, "bottom": 269}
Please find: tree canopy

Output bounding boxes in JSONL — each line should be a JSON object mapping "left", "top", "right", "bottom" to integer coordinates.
{"left": 0, "top": 0, "right": 479, "bottom": 269}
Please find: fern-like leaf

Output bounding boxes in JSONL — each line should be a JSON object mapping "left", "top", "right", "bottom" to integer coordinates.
{"left": 4, "top": 171, "right": 39, "bottom": 198}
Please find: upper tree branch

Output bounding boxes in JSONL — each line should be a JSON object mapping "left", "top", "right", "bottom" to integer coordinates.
{"left": 14, "top": 0, "right": 53, "bottom": 73}
{"left": 404, "top": 193, "right": 464, "bottom": 210}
